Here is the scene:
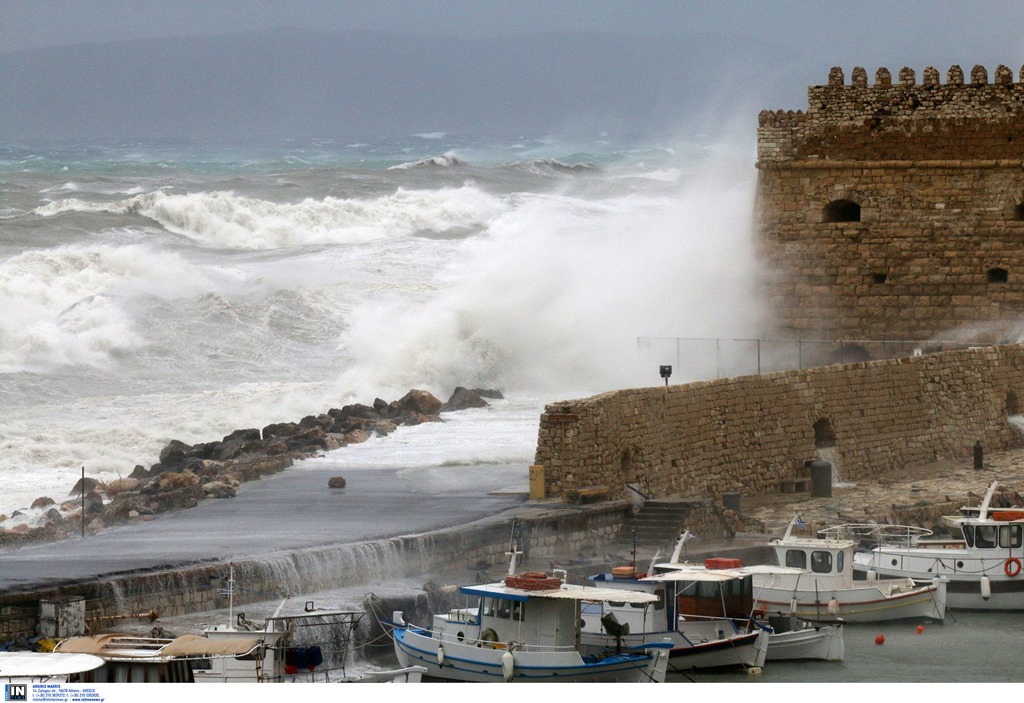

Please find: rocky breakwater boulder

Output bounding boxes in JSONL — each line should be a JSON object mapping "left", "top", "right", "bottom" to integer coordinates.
{"left": 1, "top": 387, "right": 499, "bottom": 547}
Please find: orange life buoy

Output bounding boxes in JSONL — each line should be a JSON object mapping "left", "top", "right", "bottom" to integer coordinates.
{"left": 1005, "top": 557, "right": 1022, "bottom": 578}
{"left": 521, "top": 571, "right": 548, "bottom": 579}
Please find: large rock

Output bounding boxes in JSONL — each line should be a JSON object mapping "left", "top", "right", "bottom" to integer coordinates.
{"left": 443, "top": 387, "right": 489, "bottom": 412}
{"left": 202, "top": 481, "right": 237, "bottom": 499}
{"left": 328, "top": 476, "right": 347, "bottom": 489}
{"left": 397, "top": 389, "right": 443, "bottom": 416}
{"left": 68, "top": 476, "right": 100, "bottom": 497}
{"left": 159, "top": 439, "right": 194, "bottom": 465}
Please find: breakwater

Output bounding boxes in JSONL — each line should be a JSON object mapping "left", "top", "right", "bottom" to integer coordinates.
{"left": 536, "top": 344, "right": 1024, "bottom": 502}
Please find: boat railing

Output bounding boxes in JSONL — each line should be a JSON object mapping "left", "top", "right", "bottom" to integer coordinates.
{"left": 410, "top": 624, "right": 581, "bottom": 654}
{"left": 819, "top": 523, "right": 932, "bottom": 547}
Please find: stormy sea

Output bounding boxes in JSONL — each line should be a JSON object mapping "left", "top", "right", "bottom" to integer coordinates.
{"left": 5, "top": 135, "right": 1024, "bottom": 687}
{"left": 0, "top": 133, "right": 761, "bottom": 521}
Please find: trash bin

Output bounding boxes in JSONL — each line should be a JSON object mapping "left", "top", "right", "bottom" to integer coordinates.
{"left": 810, "top": 460, "right": 832, "bottom": 498}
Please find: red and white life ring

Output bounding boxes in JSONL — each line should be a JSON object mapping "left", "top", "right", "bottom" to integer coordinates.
{"left": 1004, "top": 557, "right": 1022, "bottom": 578}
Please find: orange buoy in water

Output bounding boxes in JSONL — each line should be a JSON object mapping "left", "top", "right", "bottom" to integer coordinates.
{"left": 875, "top": 634, "right": 885, "bottom": 645}
{"left": 916, "top": 625, "right": 924, "bottom": 634}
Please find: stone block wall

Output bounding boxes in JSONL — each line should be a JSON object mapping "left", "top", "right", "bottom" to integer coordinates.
{"left": 757, "top": 65, "right": 1024, "bottom": 341}
{"left": 534, "top": 344, "right": 1024, "bottom": 502}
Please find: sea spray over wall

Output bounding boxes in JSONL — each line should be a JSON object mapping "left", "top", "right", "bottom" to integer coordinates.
{"left": 332, "top": 147, "right": 764, "bottom": 399}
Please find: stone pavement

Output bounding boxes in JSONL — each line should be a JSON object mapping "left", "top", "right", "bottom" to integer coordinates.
{"left": 741, "top": 447, "right": 1024, "bottom": 538}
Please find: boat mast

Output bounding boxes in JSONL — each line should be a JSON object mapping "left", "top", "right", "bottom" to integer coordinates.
{"left": 506, "top": 521, "right": 522, "bottom": 576}
{"left": 979, "top": 480, "right": 999, "bottom": 520}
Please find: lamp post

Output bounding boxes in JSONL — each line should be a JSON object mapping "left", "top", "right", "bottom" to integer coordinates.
{"left": 659, "top": 365, "right": 672, "bottom": 386}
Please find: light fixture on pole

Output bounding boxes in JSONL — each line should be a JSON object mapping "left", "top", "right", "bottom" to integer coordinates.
{"left": 659, "top": 365, "right": 672, "bottom": 386}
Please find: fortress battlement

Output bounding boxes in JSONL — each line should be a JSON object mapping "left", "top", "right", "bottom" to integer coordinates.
{"left": 758, "top": 64, "right": 1024, "bottom": 162}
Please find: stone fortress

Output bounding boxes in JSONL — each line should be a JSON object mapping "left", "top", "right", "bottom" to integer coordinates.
{"left": 535, "top": 64, "right": 1024, "bottom": 505}
{"left": 757, "top": 64, "right": 1024, "bottom": 343}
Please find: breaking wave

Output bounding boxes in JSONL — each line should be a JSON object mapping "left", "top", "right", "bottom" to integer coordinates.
{"left": 33, "top": 186, "right": 506, "bottom": 250}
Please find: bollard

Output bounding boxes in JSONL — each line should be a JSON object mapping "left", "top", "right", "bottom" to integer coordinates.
{"left": 810, "top": 460, "right": 832, "bottom": 498}
{"left": 974, "top": 441, "right": 983, "bottom": 470}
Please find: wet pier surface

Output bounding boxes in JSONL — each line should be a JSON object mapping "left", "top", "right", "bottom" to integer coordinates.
{"left": 0, "top": 461, "right": 529, "bottom": 592}
{"left": 5, "top": 446, "right": 1024, "bottom": 595}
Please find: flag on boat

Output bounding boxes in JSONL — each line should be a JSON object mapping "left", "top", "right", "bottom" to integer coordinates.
{"left": 795, "top": 516, "right": 805, "bottom": 529}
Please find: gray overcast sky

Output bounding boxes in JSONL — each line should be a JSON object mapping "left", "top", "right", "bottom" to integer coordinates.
{"left": 3, "top": 0, "right": 1024, "bottom": 55}
{"left": 3, "top": 1, "right": 1024, "bottom": 141}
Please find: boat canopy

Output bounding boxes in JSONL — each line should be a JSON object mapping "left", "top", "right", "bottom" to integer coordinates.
{"left": 56, "top": 634, "right": 261, "bottom": 660}
{"left": 461, "top": 582, "right": 660, "bottom": 604}
{"left": 642, "top": 568, "right": 747, "bottom": 582}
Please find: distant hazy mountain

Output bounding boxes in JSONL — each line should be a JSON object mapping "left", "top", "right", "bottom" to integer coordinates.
{"left": 0, "top": 27, "right": 813, "bottom": 142}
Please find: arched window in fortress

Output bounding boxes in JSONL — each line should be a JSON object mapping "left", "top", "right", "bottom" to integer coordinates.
{"left": 813, "top": 418, "right": 836, "bottom": 449}
{"left": 988, "top": 268, "right": 1009, "bottom": 284}
{"left": 822, "top": 199, "right": 861, "bottom": 223}
{"left": 1007, "top": 390, "right": 1022, "bottom": 417}
{"left": 620, "top": 449, "right": 635, "bottom": 484}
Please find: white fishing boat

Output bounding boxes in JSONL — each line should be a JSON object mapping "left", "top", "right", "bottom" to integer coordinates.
{"left": 739, "top": 517, "right": 947, "bottom": 623}
{"left": 845, "top": 480, "right": 1024, "bottom": 610}
{"left": 582, "top": 565, "right": 770, "bottom": 672}
{"left": 649, "top": 529, "right": 844, "bottom": 662}
{"left": 391, "top": 539, "right": 672, "bottom": 682}
{"left": 0, "top": 652, "right": 105, "bottom": 683}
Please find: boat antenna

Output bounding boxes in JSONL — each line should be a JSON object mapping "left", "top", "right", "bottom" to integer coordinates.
{"left": 227, "top": 564, "right": 234, "bottom": 626}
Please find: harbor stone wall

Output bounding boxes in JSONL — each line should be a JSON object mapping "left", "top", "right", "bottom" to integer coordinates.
{"left": 757, "top": 64, "right": 1024, "bottom": 341}
{"left": 534, "top": 344, "right": 1024, "bottom": 502}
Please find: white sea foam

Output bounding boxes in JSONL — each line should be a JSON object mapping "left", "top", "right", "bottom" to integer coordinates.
{"left": 34, "top": 186, "right": 504, "bottom": 249}
{"left": 0, "top": 243, "right": 228, "bottom": 371}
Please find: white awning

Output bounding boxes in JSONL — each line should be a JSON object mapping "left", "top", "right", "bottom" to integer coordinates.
{"left": 462, "top": 582, "right": 659, "bottom": 604}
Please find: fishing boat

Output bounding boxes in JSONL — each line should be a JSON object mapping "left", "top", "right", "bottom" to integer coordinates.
{"left": 582, "top": 565, "right": 771, "bottom": 671}
{"left": 0, "top": 652, "right": 105, "bottom": 683}
{"left": 738, "top": 518, "right": 947, "bottom": 622}
{"left": 843, "top": 480, "right": 1024, "bottom": 610}
{"left": 54, "top": 565, "right": 367, "bottom": 682}
{"left": 391, "top": 539, "right": 672, "bottom": 682}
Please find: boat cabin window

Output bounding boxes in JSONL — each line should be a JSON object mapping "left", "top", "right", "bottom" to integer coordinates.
{"left": 785, "top": 550, "right": 807, "bottom": 569}
{"left": 811, "top": 550, "right": 833, "bottom": 574}
{"left": 974, "top": 525, "right": 997, "bottom": 549}
{"left": 837, "top": 550, "right": 844, "bottom": 573}
{"left": 999, "top": 524, "right": 1023, "bottom": 549}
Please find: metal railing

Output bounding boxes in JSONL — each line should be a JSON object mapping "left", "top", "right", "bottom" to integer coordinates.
{"left": 637, "top": 336, "right": 975, "bottom": 381}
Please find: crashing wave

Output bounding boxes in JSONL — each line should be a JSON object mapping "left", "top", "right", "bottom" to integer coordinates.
{"left": 32, "top": 186, "right": 505, "bottom": 250}
{"left": 505, "top": 159, "right": 599, "bottom": 175}
{"left": 388, "top": 152, "right": 468, "bottom": 170}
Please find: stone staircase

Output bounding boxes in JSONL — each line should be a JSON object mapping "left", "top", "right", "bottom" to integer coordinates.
{"left": 605, "top": 498, "right": 699, "bottom": 564}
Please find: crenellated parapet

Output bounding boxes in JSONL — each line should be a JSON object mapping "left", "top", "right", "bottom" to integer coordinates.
{"left": 759, "top": 64, "right": 1024, "bottom": 163}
